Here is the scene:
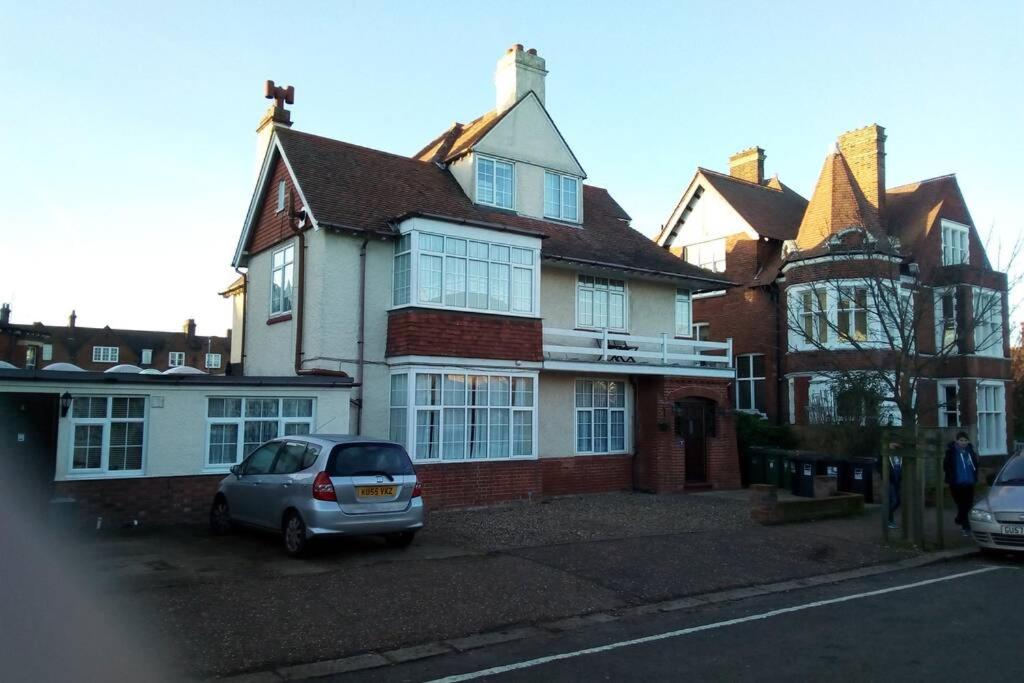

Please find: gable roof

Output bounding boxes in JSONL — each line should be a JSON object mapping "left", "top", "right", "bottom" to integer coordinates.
{"left": 697, "top": 169, "right": 807, "bottom": 241}
{"left": 793, "top": 151, "right": 884, "bottom": 250}
{"left": 245, "top": 127, "right": 730, "bottom": 287}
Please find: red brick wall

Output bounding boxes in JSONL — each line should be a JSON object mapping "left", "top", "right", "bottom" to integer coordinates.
{"left": 248, "top": 157, "right": 299, "bottom": 256}
{"left": 54, "top": 475, "right": 223, "bottom": 528}
{"left": 387, "top": 308, "right": 543, "bottom": 361}
{"left": 540, "top": 455, "right": 633, "bottom": 496}
{"left": 633, "top": 376, "right": 740, "bottom": 492}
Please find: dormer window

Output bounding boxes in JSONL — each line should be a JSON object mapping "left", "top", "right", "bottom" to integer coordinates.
{"left": 544, "top": 171, "right": 579, "bottom": 222}
{"left": 941, "top": 220, "right": 969, "bottom": 265}
{"left": 477, "top": 156, "right": 514, "bottom": 209}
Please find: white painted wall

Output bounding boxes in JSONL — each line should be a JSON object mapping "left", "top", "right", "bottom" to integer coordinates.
{"left": 538, "top": 372, "right": 634, "bottom": 458}
{"left": 243, "top": 238, "right": 298, "bottom": 375}
{"left": 229, "top": 291, "right": 244, "bottom": 365}
{"left": 665, "top": 178, "right": 757, "bottom": 250}
{"left": 0, "top": 380, "right": 350, "bottom": 481}
{"left": 541, "top": 266, "right": 679, "bottom": 338}
{"left": 475, "top": 96, "right": 583, "bottom": 176}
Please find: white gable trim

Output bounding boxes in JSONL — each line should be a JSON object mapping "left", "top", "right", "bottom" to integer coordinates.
{"left": 659, "top": 171, "right": 759, "bottom": 249}
{"left": 232, "top": 134, "right": 320, "bottom": 268}
{"left": 474, "top": 92, "right": 586, "bottom": 179}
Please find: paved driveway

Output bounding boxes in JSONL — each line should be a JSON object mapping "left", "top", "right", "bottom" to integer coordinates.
{"left": 71, "top": 492, "right": 929, "bottom": 678}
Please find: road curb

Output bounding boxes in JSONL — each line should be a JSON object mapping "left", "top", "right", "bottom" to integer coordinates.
{"left": 208, "top": 547, "right": 979, "bottom": 682}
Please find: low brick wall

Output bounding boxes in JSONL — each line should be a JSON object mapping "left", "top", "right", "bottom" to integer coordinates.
{"left": 540, "top": 454, "right": 633, "bottom": 496}
{"left": 750, "top": 484, "right": 864, "bottom": 525}
{"left": 54, "top": 474, "right": 224, "bottom": 528}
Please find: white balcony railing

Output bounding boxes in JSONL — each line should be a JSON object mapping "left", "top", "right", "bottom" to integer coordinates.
{"left": 542, "top": 327, "right": 733, "bottom": 369}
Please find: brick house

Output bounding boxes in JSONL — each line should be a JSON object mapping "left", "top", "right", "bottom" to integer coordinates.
{"left": 0, "top": 304, "right": 230, "bottom": 374}
{"left": 658, "top": 126, "right": 1013, "bottom": 459}
{"left": 228, "top": 45, "right": 743, "bottom": 507}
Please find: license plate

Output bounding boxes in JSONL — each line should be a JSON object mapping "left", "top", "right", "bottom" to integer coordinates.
{"left": 357, "top": 485, "right": 397, "bottom": 498}
{"left": 1000, "top": 525, "right": 1024, "bottom": 536}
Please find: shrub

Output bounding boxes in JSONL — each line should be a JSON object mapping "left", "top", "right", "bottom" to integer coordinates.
{"left": 735, "top": 412, "right": 798, "bottom": 454}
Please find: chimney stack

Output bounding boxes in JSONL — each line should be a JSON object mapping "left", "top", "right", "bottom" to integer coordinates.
{"left": 256, "top": 80, "right": 295, "bottom": 176}
{"left": 68, "top": 310, "right": 76, "bottom": 330}
{"left": 837, "top": 124, "right": 886, "bottom": 222}
{"left": 495, "top": 44, "right": 547, "bottom": 113}
{"left": 728, "top": 147, "right": 766, "bottom": 185}
{"left": 184, "top": 318, "right": 196, "bottom": 340}
{"left": 0, "top": 303, "right": 10, "bottom": 326}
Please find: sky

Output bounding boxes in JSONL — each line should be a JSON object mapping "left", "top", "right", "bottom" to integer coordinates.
{"left": 2, "top": 1, "right": 1022, "bottom": 337}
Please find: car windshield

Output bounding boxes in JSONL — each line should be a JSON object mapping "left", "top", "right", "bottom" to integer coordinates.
{"left": 996, "top": 457, "right": 1024, "bottom": 485}
{"left": 328, "top": 443, "right": 414, "bottom": 477}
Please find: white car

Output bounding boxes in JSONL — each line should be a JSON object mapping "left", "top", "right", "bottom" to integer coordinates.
{"left": 969, "top": 453, "right": 1024, "bottom": 555}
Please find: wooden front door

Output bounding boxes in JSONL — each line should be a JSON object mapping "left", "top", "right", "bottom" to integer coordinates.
{"left": 674, "top": 400, "right": 712, "bottom": 483}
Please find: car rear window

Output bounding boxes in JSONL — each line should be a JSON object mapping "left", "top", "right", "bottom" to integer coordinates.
{"left": 327, "top": 443, "right": 414, "bottom": 477}
{"left": 996, "top": 456, "right": 1024, "bottom": 485}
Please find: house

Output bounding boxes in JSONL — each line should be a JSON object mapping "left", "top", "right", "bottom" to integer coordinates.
{"left": 229, "top": 45, "right": 742, "bottom": 507}
{"left": 658, "top": 126, "right": 1013, "bottom": 459}
{"left": 0, "top": 304, "right": 231, "bottom": 374}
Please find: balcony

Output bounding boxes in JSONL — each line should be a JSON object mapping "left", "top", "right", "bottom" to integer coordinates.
{"left": 542, "top": 327, "right": 734, "bottom": 377}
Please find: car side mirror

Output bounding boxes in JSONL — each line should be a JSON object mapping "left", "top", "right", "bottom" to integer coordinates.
{"left": 230, "top": 465, "right": 242, "bottom": 478}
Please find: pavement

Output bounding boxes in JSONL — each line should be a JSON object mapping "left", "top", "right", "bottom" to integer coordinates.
{"left": 51, "top": 489, "right": 981, "bottom": 680}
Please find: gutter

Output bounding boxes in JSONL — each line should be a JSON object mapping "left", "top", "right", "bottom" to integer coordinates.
{"left": 541, "top": 253, "right": 735, "bottom": 290}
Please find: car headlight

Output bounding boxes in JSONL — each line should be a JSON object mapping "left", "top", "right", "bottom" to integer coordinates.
{"left": 969, "top": 508, "right": 993, "bottom": 523}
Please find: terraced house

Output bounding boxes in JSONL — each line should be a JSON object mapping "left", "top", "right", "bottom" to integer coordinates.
{"left": 659, "top": 126, "right": 1013, "bottom": 459}
{"left": 228, "top": 45, "right": 742, "bottom": 506}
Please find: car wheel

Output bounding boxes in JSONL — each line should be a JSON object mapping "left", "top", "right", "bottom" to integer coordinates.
{"left": 385, "top": 531, "right": 416, "bottom": 549}
{"left": 283, "top": 512, "right": 309, "bottom": 557}
{"left": 209, "top": 496, "right": 233, "bottom": 535}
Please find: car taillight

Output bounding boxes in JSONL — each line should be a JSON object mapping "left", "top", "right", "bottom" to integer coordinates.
{"left": 312, "top": 471, "right": 336, "bottom": 501}
{"left": 412, "top": 481, "right": 422, "bottom": 498}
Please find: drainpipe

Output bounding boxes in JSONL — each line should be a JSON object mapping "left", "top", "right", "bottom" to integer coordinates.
{"left": 233, "top": 266, "right": 247, "bottom": 375}
{"left": 771, "top": 284, "right": 785, "bottom": 423}
{"left": 354, "top": 238, "right": 369, "bottom": 435}
{"left": 290, "top": 206, "right": 307, "bottom": 375}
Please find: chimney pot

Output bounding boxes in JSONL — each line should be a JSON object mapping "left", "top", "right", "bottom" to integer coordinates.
{"left": 728, "top": 147, "right": 766, "bottom": 185}
{"left": 184, "top": 318, "right": 196, "bottom": 339}
{"left": 527, "top": 48, "right": 537, "bottom": 55}
{"left": 68, "top": 310, "right": 76, "bottom": 330}
{"left": 0, "top": 303, "right": 10, "bottom": 326}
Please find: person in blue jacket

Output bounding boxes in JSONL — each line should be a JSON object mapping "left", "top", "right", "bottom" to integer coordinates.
{"left": 943, "top": 431, "right": 979, "bottom": 535}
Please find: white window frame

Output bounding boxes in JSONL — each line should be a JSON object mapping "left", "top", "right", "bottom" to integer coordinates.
{"left": 476, "top": 155, "right": 515, "bottom": 210}
{"left": 389, "top": 368, "right": 538, "bottom": 463}
{"left": 204, "top": 397, "right": 317, "bottom": 469}
{"left": 684, "top": 239, "right": 727, "bottom": 273}
{"left": 576, "top": 275, "right": 628, "bottom": 332}
{"left": 936, "top": 380, "right": 960, "bottom": 428}
{"left": 168, "top": 351, "right": 185, "bottom": 368}
{"left": 25, "top": 345, "right": 38, "bottom": 369}
{"left": 205, "top": 353, "right": 222, "bottom": 369}
{"left": 941, "top": 219, "right": 970, "bottom": 266}
{"left": 68, "top": 396, "right": 147, "bottom": 477}
{"left": 270, "top": 243, "right": 295, "bottom": 316}
{"left": 543, "top": 171, "right": 581, "bottom": 222}
{"left": 735, "top": 354, "right": 766, "bottom": 415}
{"left": 976, "top": 381, "right": 1006, "bottom": 456}
{"left": 391, "top": 225, "right": 540, "bottom": 317}
{"left": 92, "top": 346, "right": 119, "bottom": 364}
{"left": 276, "top": 180, "right": 287, "bottom": 213}
{"left": 787, "top": 281, "right": 893, "bottom": 351}
{"left": 574, "top": 378, "right": 630, "bottom": 455}
{"left": 140, "top": 348, "right": 153, "bottom": 365}
{"left": 933, "top": 287, "right": 958, "bottom": 354}
{"left": 972, "top": 287, "right": 1004, "bottom": 358}
{"left": 42, "top": 343, "right": 53, "bottom": 361}
{"left": 674, "top": 290, "right": 692, "bottom": 338}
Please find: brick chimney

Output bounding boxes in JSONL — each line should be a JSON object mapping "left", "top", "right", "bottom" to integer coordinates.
{"left": 256, "top": 80, "right": 294, "bottom": 176}
{"left": 184, "top": 318, "right": 196, "bottom": 340}
{"left": 0, "top": 303, "right": 10, "bottom": 326}
{"left": 728, "top": 147, "right": 766, "bottom": 185}
{"left": 68, "top": 309, "right": 76, "bottom": 330}
{"left": 837, "top": 124, "right": 886, "bottom": 221}
{"left": 495, "top": 44, "right": 547, "bottom": 113}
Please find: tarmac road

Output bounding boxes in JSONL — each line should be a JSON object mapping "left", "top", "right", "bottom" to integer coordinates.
{"left": 335, "top": 555, "right": 1022, "bottom": 682}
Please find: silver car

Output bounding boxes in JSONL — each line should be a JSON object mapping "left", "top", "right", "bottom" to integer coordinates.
{"left": 209, "top": 435, "right": 425, "bottom": 556}
{"left": 970, "top": 453, "right": 1024, "bottom": 555}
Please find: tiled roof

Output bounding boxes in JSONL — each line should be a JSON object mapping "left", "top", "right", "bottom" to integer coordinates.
{"left": 886, "top": 175, "right": 957, "bottom": 252}
{"left": 274, "top": 127, "right": 731, "bottom": 286}
{"left": 413, "top": 108, "right": 507, "bottom": 163}
{"left": 698, "top": 169, "right": 808, "bottom": 241}
{"left": 793, "top": 152, "right": 884, "bottom": 251}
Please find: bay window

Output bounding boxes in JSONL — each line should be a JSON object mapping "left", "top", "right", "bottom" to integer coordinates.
{"left": 789, "top": 282, "right": 893, "bottom": 350}
{"left": 837, "top": 287, "right": 868, "bottom": 341}
{"left": 391, "top": 370, "right": 536, "bottom": 461}
{"left": 934, "top": 288, "right": 957, "bottom": 353}
{"left": 976, "top": 382, "right": 1006, "bottom": 455}
{"left": 477, "top": 156, "right": 514, "bottom": 209}
{"left": 972, "top": 288, "right": 1004, "bottom": 357}
{"left": 70, "top": 396, "right": 146, "bottom": 474}
{"left": 575, "top": 379, "right": 627, "bottom": 454}
{"left": 577, "top": 276, "right": 626, "bottom": 331}
{"left": 392, "top": 230, "right": 538, "bottom": 315}
{"left": 675, "top": 289, "right": 692, "bottom": 337}
{"left": 205, "top": 397, "right": 315, "bottom": 467}
{"left": 937, "top": 381, "right": 959, "bottom": 428}
{"left": 799, "top": 289, "right": 829, "bottom": 345}
{"left": 544, "top": 171, "right": 580, "bottom": 221}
